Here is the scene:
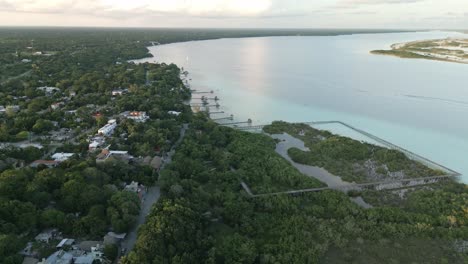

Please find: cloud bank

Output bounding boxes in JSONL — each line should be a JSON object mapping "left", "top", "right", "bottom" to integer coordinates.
{"left": 0, "top": 0, "right": 466, "bottom": 29}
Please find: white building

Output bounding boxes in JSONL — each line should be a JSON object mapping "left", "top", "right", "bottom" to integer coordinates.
{"left": 168, "top": 111, "right": 182, "bottom": 116}
{"left": 124, "top": 181, "right": 139, "bottom": 192}
{"left": 97, "top": 119, "right": 117, "bottom": 136}
{"left": 56, "top": 238, "right": 75, "bottom": 249}
{"left": 0, "top": 106, "right": 5, "bottom": 114}
{"left": 88, "top": 141, "right": 101, "bottom": 152}
{"left": 126, "top": 111, "right": 149, "bottom": 122}
{"left": 112, "top": 89, "right": 127, "bottom": 96}
{"left": 96, "top": 149, "right": 132, "bottom": 163}
{"left": 88, "top": 136, "right": 106, "bottom": 152}
{"left": 51, "top": 102, "right": 64, "bottom": 110}
{"left": 37, "top": 86, "right": 60, "bottom": 95}
{"left": 52, "top": 153, "right": 75, "bottom": 162}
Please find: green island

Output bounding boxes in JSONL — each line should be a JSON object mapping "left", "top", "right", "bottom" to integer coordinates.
{"left": 0, "top": 28, "right": 466, "bottom": 264}
{"left": 371, "top": 38, "right": 468, "bottom": 64}
{"left": 263, "top": 121, "right": 445, "bottom": 183}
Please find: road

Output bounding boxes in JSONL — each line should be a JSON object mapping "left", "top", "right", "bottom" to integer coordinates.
{"left": 120, "top": 186, "right": 161, "bottom": 252}
{"left": 120, "top": 123, "right": 189, "bottom": 253}
{"left": 162, "top": 123, "right": 188, "bottom": 167}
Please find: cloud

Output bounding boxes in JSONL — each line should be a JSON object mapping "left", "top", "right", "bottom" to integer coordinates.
{"left": 0, "top": 0, "right": 466, "bottom": 28}
{"left": 0, "top": 0, "right": 278, "bottom": 17}
{"left": 335, "top": 0, "right": 426, "bottom": 9}
{"left": 0, "top": 0, "right": 324, "bottom": 19}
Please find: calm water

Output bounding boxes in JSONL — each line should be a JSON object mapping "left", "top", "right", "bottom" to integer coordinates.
{"left": 133, "top": 31, "right": 468, "bottom": 183}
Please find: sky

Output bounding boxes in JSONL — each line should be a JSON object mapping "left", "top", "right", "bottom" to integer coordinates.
{"left": 0, "top": 0, "right": 467, "bottom": 29}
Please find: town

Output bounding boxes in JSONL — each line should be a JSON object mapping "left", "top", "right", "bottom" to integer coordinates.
{"left": 0, "top": 29, "right": 193, "bottom": 263}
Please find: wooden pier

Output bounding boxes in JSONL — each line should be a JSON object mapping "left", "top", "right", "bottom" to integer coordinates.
{"left": 191, "top": 90, "right": 213, "bottom": 94}
{"left": 212, "top": 115, "right": 234, "bottom": 121}
{"left": 219, "top": 119, "right": 252, "bottom": 126}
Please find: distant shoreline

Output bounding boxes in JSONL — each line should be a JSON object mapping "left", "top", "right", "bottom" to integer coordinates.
{"left": 371, "top": 38, "right": 468, "bottom": 64}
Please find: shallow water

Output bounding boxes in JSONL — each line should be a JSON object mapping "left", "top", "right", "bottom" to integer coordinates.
{"left": 133, "top": 31, "right": 468, "bottom": 183}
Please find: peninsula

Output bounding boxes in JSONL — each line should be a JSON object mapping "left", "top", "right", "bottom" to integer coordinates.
{"left": 371, "top": 38, "right": 468, "bottom": 64}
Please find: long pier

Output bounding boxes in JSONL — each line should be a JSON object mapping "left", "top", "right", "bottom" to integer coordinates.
{"left": 190, "top": 103, "right": 220, "bottom": 107}
{"left": 242, "top": 174, "right": 458, "bottom": 198}
{"left": 212, "top": 115, "right": 234, "bottom": 121}
{"left": 191, "top": 90, "right": 213, "bottom": 94}
{"left": 220, "top": 119, "right": 252, "bottom": 126}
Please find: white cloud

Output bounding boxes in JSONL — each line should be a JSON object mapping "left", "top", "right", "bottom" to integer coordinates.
{"left": 0, "top": 0, "right": 466, "bottom": 28}
{"left": 1, "top": 0, "right": 276, "bottom": 16}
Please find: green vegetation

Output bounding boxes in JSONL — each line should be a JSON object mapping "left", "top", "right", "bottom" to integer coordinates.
{"left": 0, "top": 28, "right": 466, "bottom": 263}
{"left": 122, "top": 116, "right": 468, "bottom": 264}
{"left": 263, "top": 121, "right": 444, "bottom": 183}
{"left": 371, "top": 38, "right": 468, "bottom": 64}
{"left": 227, "top": 130, "right": 325, "bottom": 193}
{"left": 371, "top": 49, "right": 428, "bottom": 59}
{"left": 0, "top": 28, "right": 193, "bottom": 262}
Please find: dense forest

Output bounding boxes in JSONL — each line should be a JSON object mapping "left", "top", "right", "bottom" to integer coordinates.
{"left": 0, "top": 28, "right": 192, "bottom": 262}
{"left": 122, "top": 115, "right": 468, "bottom": 263}
{"left": 0, "top": 28, "right": 467, "bottom": 263}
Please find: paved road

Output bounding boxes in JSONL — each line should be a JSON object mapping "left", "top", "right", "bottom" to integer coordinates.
{"left": 120, "top": 186, "right": 161, "bottom": 252}
{"left": 121, "top": 123, "right": 189, "bottom": 253}
{"left": 162, "top": 123, "right": 188, "bottom": 167}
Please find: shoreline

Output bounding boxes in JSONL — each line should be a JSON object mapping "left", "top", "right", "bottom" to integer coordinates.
{"left": 132, "top": 29, "right": 422, "bottom": 62}
{"left": 371, "top": 37, "right": 468, "bottom": 65}
{"left": 132, "top": 34, "right": 468, "bottom": 185}
{"left": 371, "top": 50, "right": 468, "bottom": 64}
